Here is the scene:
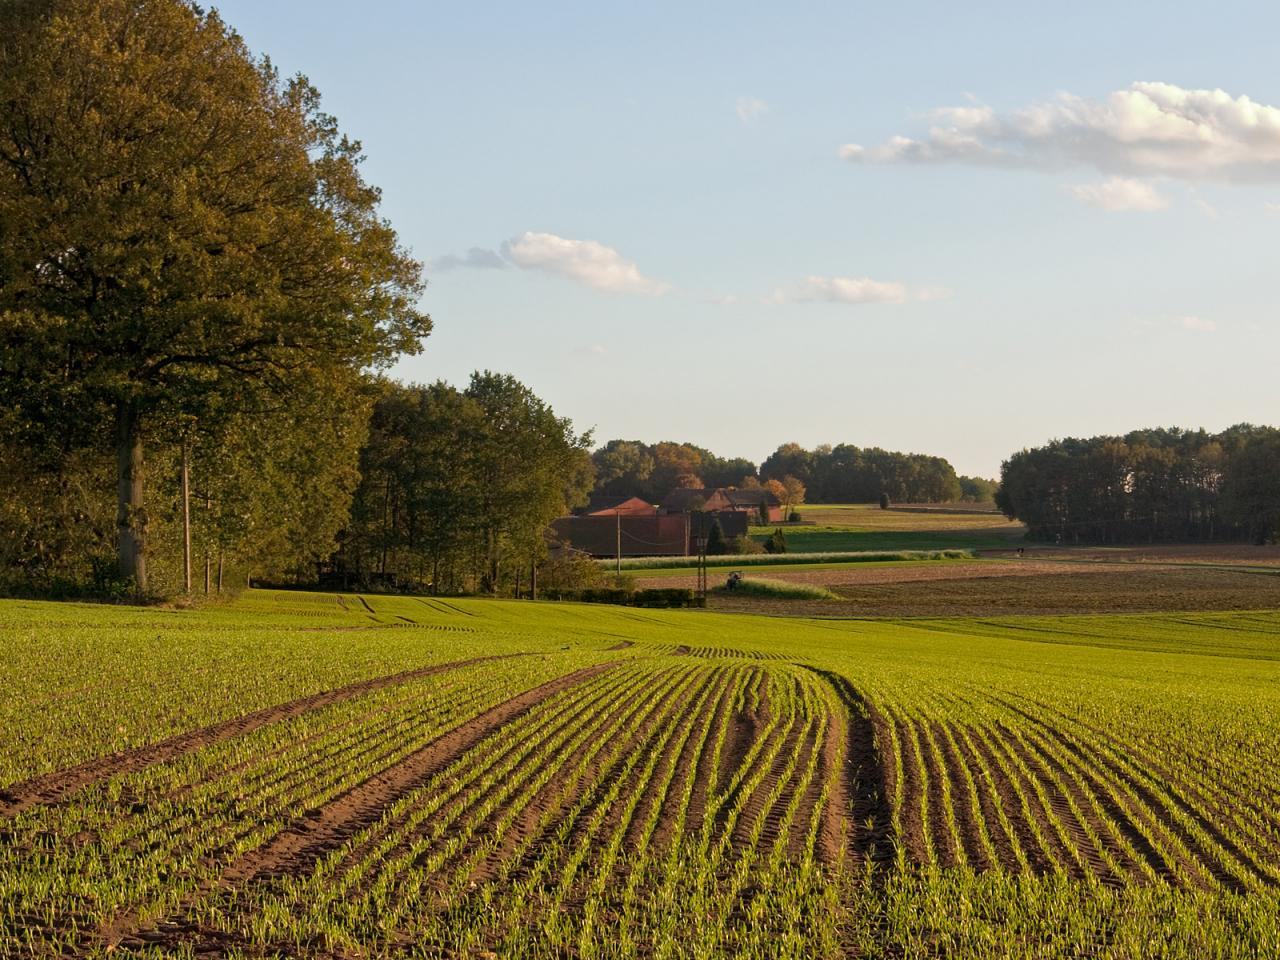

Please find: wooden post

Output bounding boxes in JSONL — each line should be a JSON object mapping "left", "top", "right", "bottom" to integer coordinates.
{"left": 180, "top": 440, "right": 192, "bottom": 594}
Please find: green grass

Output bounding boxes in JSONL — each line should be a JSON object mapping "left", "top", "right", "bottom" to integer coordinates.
{"left": 713, "top": 577, "right": 839, "bottom": 600}
{"left": 601, "top": 548, "right": 972, "bottom": 572}
{"left": 754, "top": 525, "right": 1021, "bottom": 552}
{"left": 630, "top": 556, "right": 979, "bottom": 580}
{"left": 3, "top": 590, "right": 1279, "bottom": 958}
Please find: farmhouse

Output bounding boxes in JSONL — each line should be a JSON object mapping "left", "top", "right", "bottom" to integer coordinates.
{"left": 576, "top": 495, "right": 658, "bottom": 517}
{"left": 660, "top": 487, "right": 784, "bottom": 524}
{"left": 549, "top": 514, "right": 691, "bottom": 558}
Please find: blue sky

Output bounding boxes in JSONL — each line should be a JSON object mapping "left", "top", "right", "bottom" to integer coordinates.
{"left": 215, "top": 1, "right": 1280, "bottom": 477}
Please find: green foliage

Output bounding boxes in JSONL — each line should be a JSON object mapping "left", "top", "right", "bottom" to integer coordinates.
{"left": 340, "top": 374, "right": 593, "bottom": 595}
{"left": 763, "top": 442, "right": 962, "bottom": 503}
{"left": 879, "top": 492, "right": 891, "bottom": 509}
{"left": 958, "top": 475, "right": 998, "bottom": 502}
{"left": 705, "top": 519, "right": 729, "bottom": 556}
{"left": 997, "top": 425, "right": 1276, "bottom": 543}
{"left": 591, "top": 439, "right": 758, "bottom": 501}
{"left": 0, "top": 0, "right": 427, "bottom": 592}
{"left": 764, "top": 528, "right": 788, "bottom": 554}
{"left": 728, "top": 534, "right": 766, "bottom": 555}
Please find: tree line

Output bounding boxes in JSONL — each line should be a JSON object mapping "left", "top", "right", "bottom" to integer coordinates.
{"left": 590, "top": 440, "right": 986, "bottom": 505}
{"left": 759, "top": 443, "right": 976, "bottom": 504}
{"left": 995, "top": 426, "right": 1280, "bottom": 544}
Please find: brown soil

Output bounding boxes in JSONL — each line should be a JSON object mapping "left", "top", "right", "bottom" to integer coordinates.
{"left": 0, "top": 654, "right": 526, "bottom": 816}
{"left": 995, "top": 544, "right": 1280, "bottom": 566}
{"left": 931, "top": 721, "right": 991, "bottom": 871}
{"left": 709, "top": 566, "right": 1280, "bottom": 618}
{"left": 218, "top": 663, "right": 617, "bottom": 885}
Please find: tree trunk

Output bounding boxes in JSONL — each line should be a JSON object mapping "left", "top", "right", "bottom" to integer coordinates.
{"left": 115, "top": 402, "right": 147, "bottom": 592}
{"left": 217, "top": 552, "right": 224, "bottom": 593}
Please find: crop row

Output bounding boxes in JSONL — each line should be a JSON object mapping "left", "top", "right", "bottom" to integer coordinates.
{"left": 869, "top": 682, "right": 1280, "bottom": 892}
{"left": 104, "top": 659, "right": 844, "bottom": 958}
{"left": 0, "top": 654, "right": 590, "bottom": 957}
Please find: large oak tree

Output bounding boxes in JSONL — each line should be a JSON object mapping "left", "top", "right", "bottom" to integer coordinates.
{"left": 0, "top": 0, "right": 428, "bottom": 590}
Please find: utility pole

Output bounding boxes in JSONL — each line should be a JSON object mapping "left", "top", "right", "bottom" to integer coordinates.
{"left": 616, "top": 508, "right": 622, "bottom": 575}
{"left": 180, "top": 439, "right": 192, "bottom": 594}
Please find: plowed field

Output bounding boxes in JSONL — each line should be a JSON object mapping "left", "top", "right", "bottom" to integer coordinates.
{"left": 2, "top": 592, "right": 1278, "bottom": 958}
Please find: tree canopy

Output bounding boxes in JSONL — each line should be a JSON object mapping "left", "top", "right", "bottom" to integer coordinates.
{"left": 996, "top": 425, "right": 1280, "bottom": 544}
{"left": 339, "top": 375, "right": 594, "bottom": 595}
{"left": 0, "top": 0, "right": 427, "bottom": 591}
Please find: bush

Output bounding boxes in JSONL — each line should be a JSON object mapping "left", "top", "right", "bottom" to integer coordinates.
{"left": 728, "top": 535, "right": 765, "bottom": 555}
{"left": 788, "top": 511, "right": 801, "bottom": 522}
{"left": 705, "top": 519, "right": 728, "bottom": 556}
{"left": 764, "top": 528, "right": 788, "bottom": 554}
{"left": 879, "top": 492, "right": 891, "bottom": 509}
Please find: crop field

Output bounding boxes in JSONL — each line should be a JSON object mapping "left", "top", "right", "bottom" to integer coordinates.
{"left": 3, "top": 592, "right": 1280, "bottom": 958}
{"left": 775, "top": 504, "right": 1025, "bottom": 553}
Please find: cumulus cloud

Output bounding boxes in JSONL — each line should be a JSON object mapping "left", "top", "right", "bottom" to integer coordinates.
{"left": 1069, "top": 177, "right": 1168, "bottom": 211}
{"left": 1180, "top": 315, "right": 1217, "bottom": 333}
{"left": 841, "top": 82, "right": 1280, "bottom": 182}
{"left": 777, "top": 276, "right": 910, "bottom": 305}
{"left": 500, "top": 232, "right": 667, "bottom": 295}
{"left": 430, "top": 246, "right": 508, "bottom": 271}
{"left": 736, "top": 96, "right": 769, "bottom": 123}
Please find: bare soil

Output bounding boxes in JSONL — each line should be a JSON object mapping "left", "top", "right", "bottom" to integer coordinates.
{"left": 708, "top": 566, "right": 1280, "bottom": 618}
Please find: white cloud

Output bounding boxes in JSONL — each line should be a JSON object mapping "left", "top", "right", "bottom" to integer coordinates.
{"left": 778, "top": 276, "right": 910, "bottom": 305}
{"left": 841, "top": 82, "right": 1280, "bottom": 182}
{"left": 736, "top": 96, "right": 769, "bottom": 123}
{"left": 430, "top": 246, "right": 508, "bottom": 271}
{"left": 1069, "top": 177, "right": 1168, "bottom": 211}
{"left": 500, "top": 232, "right": 667, "bottom": 295}
{"left": 1264, "top": 200, "right": 1280, "bottom": 216}
{"left": 1180, "top": 315, "right": 1217, "bottom": 332}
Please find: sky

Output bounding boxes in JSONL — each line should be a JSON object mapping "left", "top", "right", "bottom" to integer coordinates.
{"left": 212, "top": 0, "right": 1280, "bottom": 478}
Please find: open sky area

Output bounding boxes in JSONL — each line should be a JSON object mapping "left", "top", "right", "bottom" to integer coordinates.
{"left": 211, "top": 0, "right": 1280, "bottom": 478}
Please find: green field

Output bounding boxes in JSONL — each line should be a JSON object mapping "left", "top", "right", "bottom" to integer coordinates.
{"left": 3, "top": 591, "right": 1279, "bottom": 958}
{"left": 768, "top": 503, "right": 1026, "bottom": 553}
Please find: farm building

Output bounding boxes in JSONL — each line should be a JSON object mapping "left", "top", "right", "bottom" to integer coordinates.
{"left": 659, "top": 487, "right": 784, "bottom": 524}
{"left": 549, "top": 514, "right": 692, "bottom": 558}
{"left": 576, "top": 495, "right": 658, "bottom": 517}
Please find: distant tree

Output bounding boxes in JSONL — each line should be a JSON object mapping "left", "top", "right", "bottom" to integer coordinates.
{"left": 764, "top": 528, "right": 788, "bottom": 554}
{"left": 879, "top": 493, "right": 891, "bottom": 509}
{"left": 958, "top": 476, "right": 998, "bottom": 503}
{"left": 0, "top": 0, "right": 428, "bottom": 591}
{"left": 781, "top": 476, "right": 807, "bottom": 516}
{"left": 592, "top": 440, "right": 656, "bottom": 498}
{"left": 757, "top": 503, "right": 770, "bottom": 525}
{"left": 1222, "top": 433, "right": 1280, "bottom": 544}
{"left": 761, "top": 442, "right": 815, "bottom": 485}
{"left": 675, "top": 473, "right": 704, "bottom": 489}
{"left": 739, "top": 475, "right": 763, "bottom": 490}
{"left": 705, "top": 519, "right": 728, "bottom": 556}
{"left": 650, "top": 442, "right": 704, "bottom": 495}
